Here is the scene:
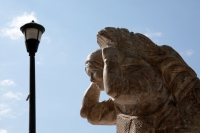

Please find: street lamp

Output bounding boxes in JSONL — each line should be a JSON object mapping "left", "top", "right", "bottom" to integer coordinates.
{"left": 20, "top": 20, "right": 45, "bottom": 133}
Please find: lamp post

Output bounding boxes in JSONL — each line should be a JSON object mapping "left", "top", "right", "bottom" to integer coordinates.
{"left": 20, "top": 20, "right": 45, "bottom": 133}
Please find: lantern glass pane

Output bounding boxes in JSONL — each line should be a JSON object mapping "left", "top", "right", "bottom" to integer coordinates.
{"left": 38, "top": 31, "right": 43, "bottom": 41}
{"left": 26, "top": 28, "right": 38, "bottom": 40}
{"left": 23, "top": 31, "right": 26, "bottom": 41}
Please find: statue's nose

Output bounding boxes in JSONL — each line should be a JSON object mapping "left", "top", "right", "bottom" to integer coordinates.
{"left": 90, "top": 74, "right": 95, "bottom": 82}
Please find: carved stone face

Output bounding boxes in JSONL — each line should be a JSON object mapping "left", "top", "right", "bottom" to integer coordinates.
{"left": 85, "top": 49, "right": 104, "bottom": 91}
{"left": 85, "top": 62, "right": 104, "bottom": 91}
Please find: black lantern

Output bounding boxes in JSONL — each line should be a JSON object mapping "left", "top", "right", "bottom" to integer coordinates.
{"left": 20, "top": 20, "right": 45, "bottom": 133}
{"left": 20, "top": 20, "right": 45, "bottom": 56}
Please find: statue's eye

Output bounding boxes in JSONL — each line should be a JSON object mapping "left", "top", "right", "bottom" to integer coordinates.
{"left": 85, "top": 67, "right": 91, "bottom": 76}
{"left": 88, "top": 71, "right": 92, "bottom": 77}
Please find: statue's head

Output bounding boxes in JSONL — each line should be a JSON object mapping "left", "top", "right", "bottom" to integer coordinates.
{"left": 85, "top": 49, "right": 104, "bottom": 90}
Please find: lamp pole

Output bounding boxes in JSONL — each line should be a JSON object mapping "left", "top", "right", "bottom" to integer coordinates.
{"left": 20, "top": 21, "right": 45, "bottom": 133}
{"left": 29, "top": 53, "right": 36, "bottom": 133}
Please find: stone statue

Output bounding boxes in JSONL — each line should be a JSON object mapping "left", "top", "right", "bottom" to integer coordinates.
{"left": 80, "top": 27, "right": 200, "bottom": 133}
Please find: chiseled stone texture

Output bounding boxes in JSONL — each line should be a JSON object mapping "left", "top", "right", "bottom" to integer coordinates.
{"left": 80, "top": 27, "right": 200, "bottom": 133}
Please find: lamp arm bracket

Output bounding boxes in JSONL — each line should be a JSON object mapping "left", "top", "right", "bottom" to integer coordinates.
{"left": 26, "top": 94, "right": 30, "bottom": 101}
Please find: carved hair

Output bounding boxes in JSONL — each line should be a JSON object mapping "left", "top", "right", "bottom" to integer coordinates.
{"left": 97, "top": 27, "right": 158, "bottom": 59}
{"left": 97, "top": 27, "right": 193, "bottom": 70}
{"left": 97, "top": 27, "right": 197, "bottom": 102}
{"left": 85, "top": 49, "right": 103, "bottom": 70}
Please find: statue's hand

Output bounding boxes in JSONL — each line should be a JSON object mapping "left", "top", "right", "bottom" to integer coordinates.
{"left": 102, "top": 47, "right": 120, "bottom": 62}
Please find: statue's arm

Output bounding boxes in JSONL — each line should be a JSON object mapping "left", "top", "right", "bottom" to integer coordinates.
{"left": 102, "top": 47, "right": 123, "bottom": 98}
{"left": 80, "top": 83, "right": 100, "bottom": 118}
{"left": 80, "top": 83, "right": 116, "bottom": 125}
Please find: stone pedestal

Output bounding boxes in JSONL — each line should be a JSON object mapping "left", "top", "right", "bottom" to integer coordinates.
{"left": 117, "top": 114, "right": 155, "bottom": 133}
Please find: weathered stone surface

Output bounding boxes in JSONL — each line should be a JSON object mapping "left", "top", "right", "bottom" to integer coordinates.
{"left": 80, "top": 27, "right": 200, "bottom": 133}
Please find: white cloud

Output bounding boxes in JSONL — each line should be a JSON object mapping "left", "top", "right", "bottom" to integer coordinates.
{"left": 144, "top": 28, "right": 162, "bottom": 38}
{"left": 179, "top": 49, "right": 194, "bottom": 57}
{"left": 0, "top": 104, "right": 11, "bottom": 119}
{"left": 0, "top": 63, "right": 12, "bottom": 66}
{"left": 0, "top": 80, "right": 15, "bottom": 86}
{"left": 2, "top": 91, "right": 23, "bottom": 100}
{"left": 0, "top": 108, "right": 11, "bottom": 115}
{"left": 1, "top": 12, "right": 37, "bottom": 40}
{"left": 0, "top": 104, "right": 9, "bottom": 110}
{"left": 0, "top": 107, "right": 16, "bottom": 120}
{"left": 0, "top": 100, "right": 22, "bottom": 120}
{"left": 36, "top": 57, "right": 43, "bottom": 65}
{"left": 42, "top": 36, "right": 51, "bottom": 43}
{"left": 186, "top": 49, "right": 194, "bottom": 56}
{"left": 36, "top": 61, "right": 42, "bottom": 65}
{"left": 0, "top": 129, "right": 8, "bottom": 133}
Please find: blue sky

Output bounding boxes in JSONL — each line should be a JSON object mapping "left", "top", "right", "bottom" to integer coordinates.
{"left": 0, "top": 1, "right": 200, "bottom": 133}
